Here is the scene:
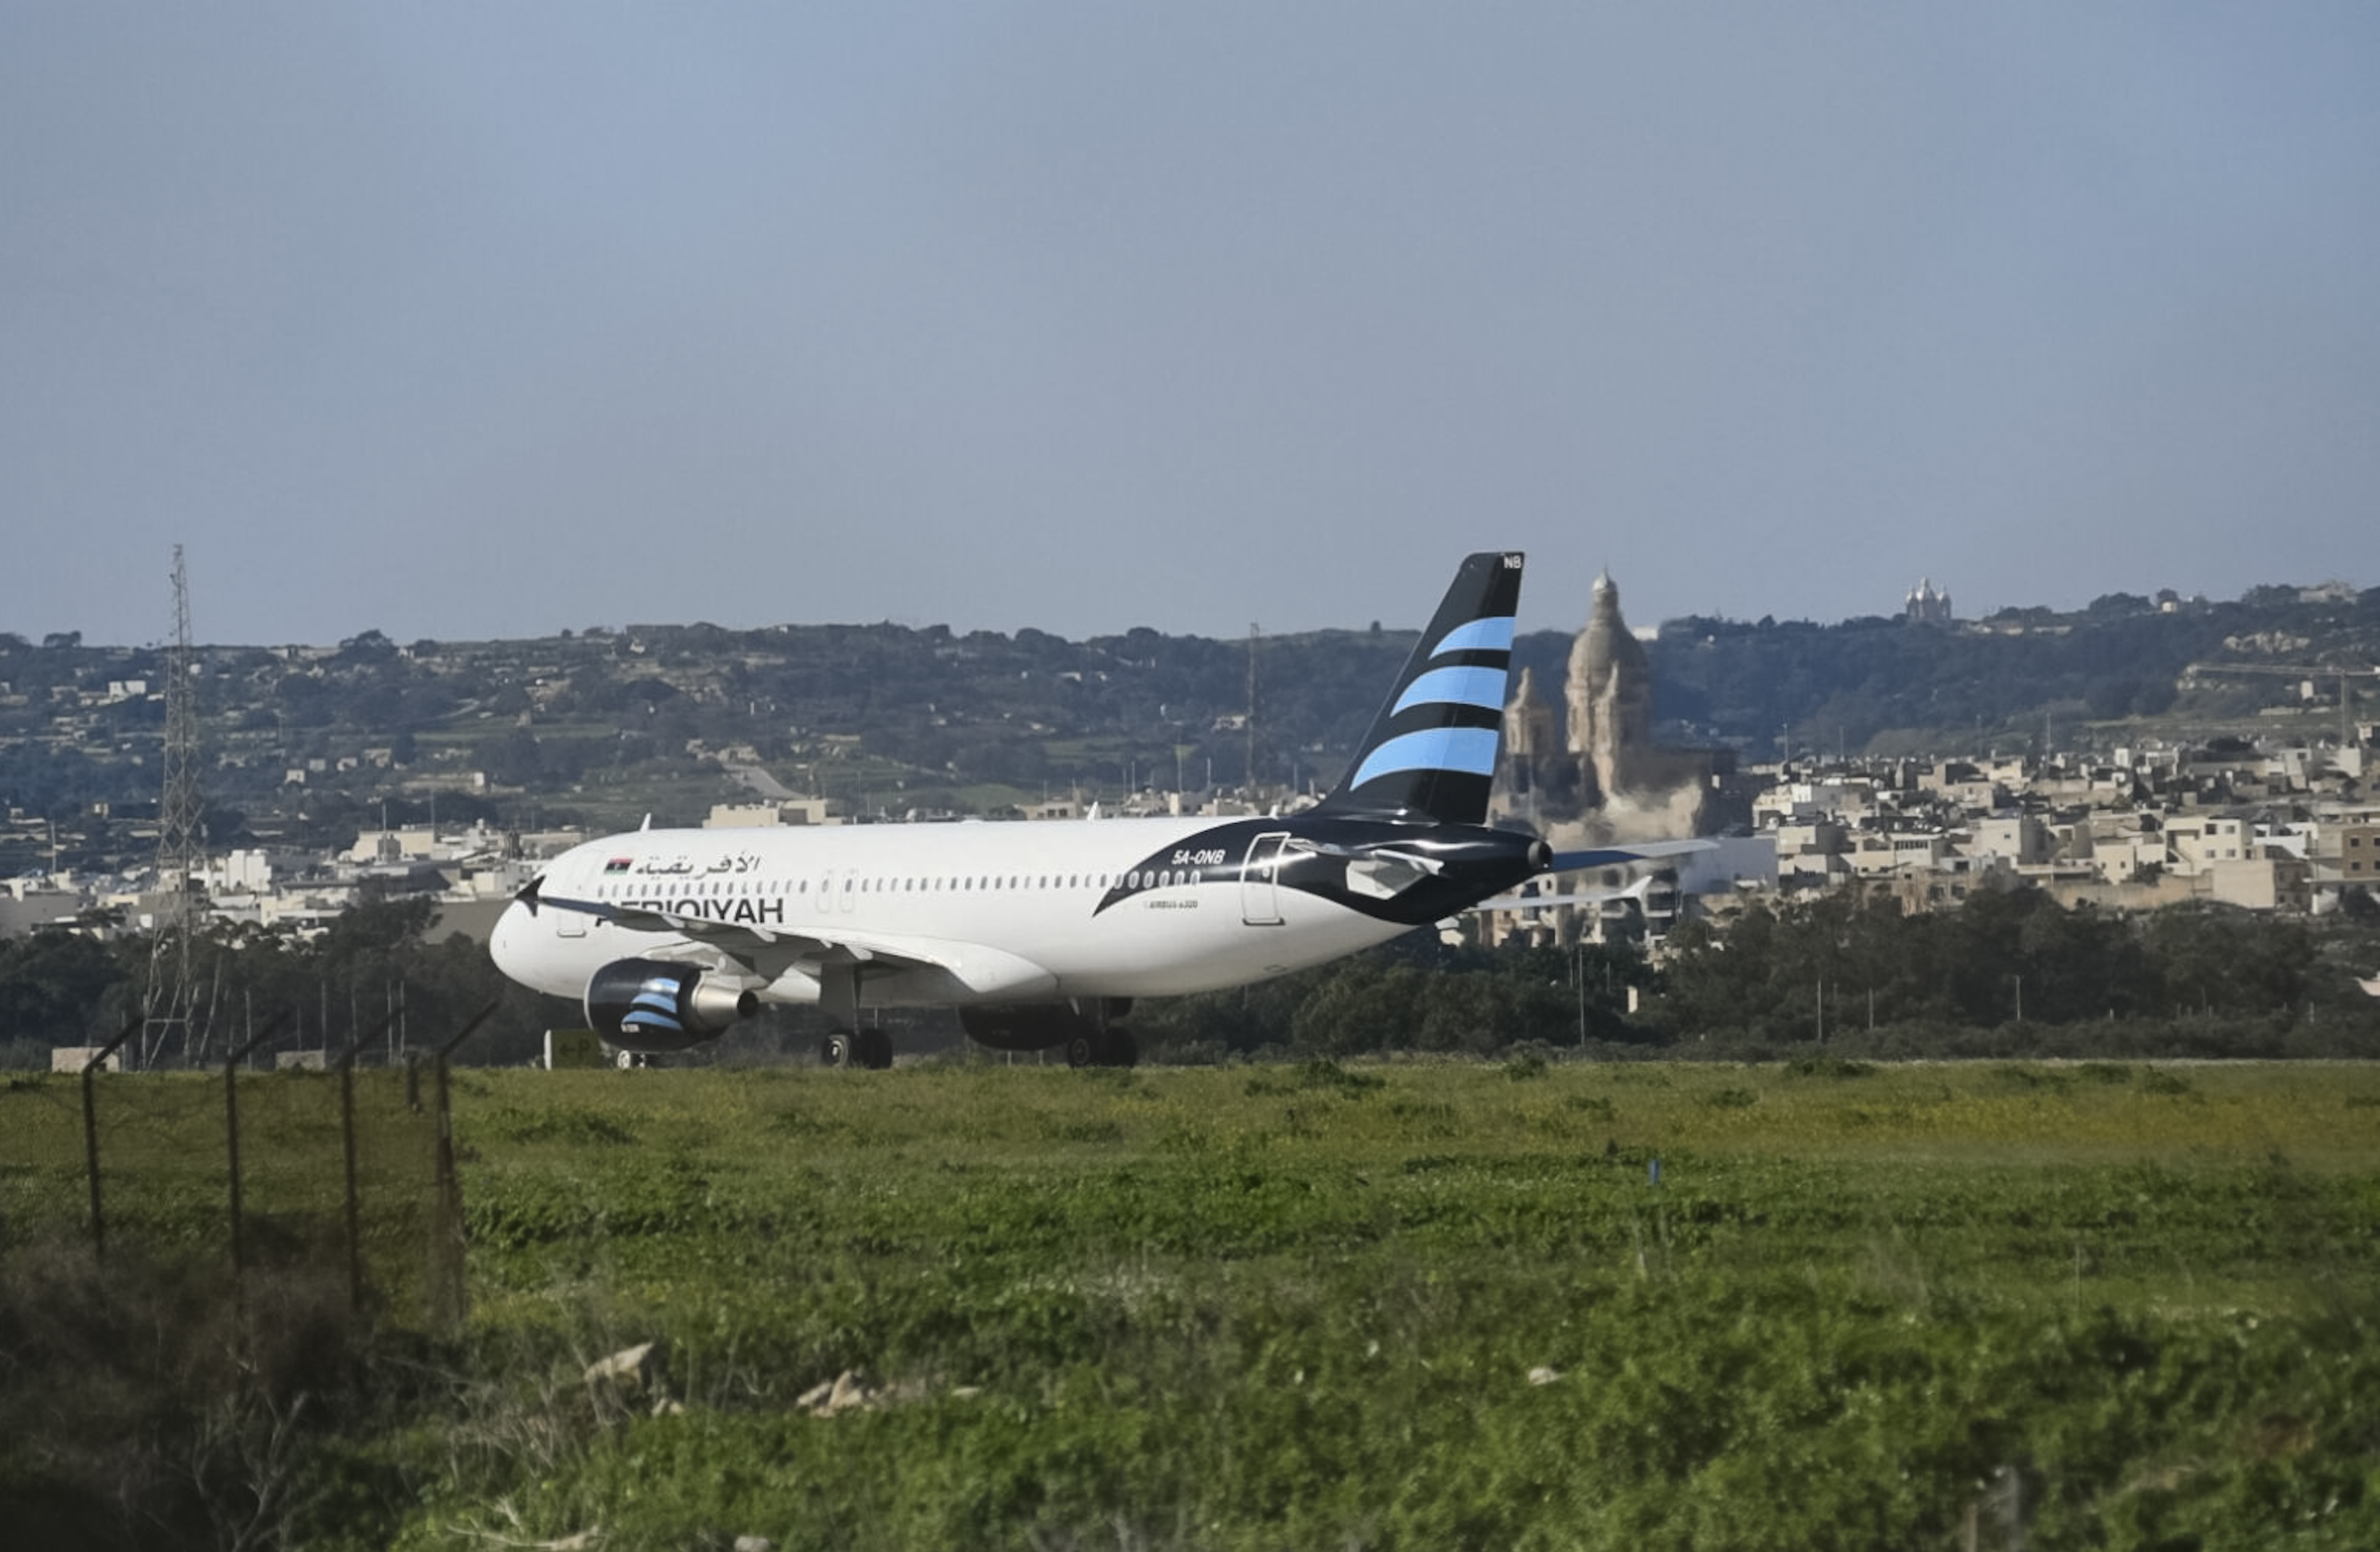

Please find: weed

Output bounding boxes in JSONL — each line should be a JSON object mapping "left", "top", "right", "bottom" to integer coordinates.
{"left": 1784, "top": 1056, "right": 1876, "bottom": 1079}
{"left": 495, "top": 1106, "right": 638, "bottom": 1147}
{"left": 1243, "top": 1059, "right": 1384, "bottom": 1098}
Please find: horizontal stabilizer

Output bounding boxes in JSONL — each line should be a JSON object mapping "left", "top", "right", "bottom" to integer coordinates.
{"left": 1544, "top": 838, "right": 1715, "bottom": 873}
{"left": 1472, "top": 874, "right": 1658, "bottom": 913}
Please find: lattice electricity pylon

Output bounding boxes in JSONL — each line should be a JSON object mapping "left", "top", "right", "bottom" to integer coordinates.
{"left": 143, "top": 545, "right": 208, "bottom": 1067}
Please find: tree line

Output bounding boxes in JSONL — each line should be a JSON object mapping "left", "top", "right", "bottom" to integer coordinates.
{"left": 6, "top": 884, "right": 2378, "bottom": 1069}
{"left": 1135, "top": 889, "right": 2380, "bottom": 1062}
{"left": 0, "top": 900, "right": 551, "bottom": 1069}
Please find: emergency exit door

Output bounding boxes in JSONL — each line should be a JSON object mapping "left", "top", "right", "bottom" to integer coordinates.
{"left": 1241, "top": 832, "right": 1290, "bottom": 926}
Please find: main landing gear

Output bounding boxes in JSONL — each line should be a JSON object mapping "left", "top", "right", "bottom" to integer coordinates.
{"left": 813, "top": 963, "right": 890, "bottom": 1069}
{"left": 1064, "top": 1028, "right": 1138, "bottom": 1069}
{"left": 820, "top": 1028, "right": 894, "bottom": 1069}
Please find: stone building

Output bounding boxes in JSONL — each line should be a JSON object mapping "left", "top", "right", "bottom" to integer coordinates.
{"left": 1566, "top": 571, "right": 1653, "bottom": 809}
{"left": 1493, "top": 571, "right": 1732, "bottom": 848}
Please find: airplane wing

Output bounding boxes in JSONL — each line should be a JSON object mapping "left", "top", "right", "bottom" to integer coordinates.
{"left": 522, "top": 881, "right": 1056, "bottom": 997}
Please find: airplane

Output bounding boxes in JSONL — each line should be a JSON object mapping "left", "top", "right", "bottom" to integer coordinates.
{"left": 488, "top": 552, "right": 1699, "bottom": 1067}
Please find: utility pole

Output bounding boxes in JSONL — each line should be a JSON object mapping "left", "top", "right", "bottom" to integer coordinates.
{"left": 1576, "top": 941, "right": 1586, "bottom": 1045}
{"left": 1245, "top": 623, "right": 1260, "bottom": 795}
{"left": 144, "top": 546, "right": 207, "bottom": 1067}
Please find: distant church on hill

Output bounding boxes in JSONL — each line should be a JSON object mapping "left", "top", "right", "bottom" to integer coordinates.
{"left": 1904, "top": 576, "right": 1954, "bottom": 624}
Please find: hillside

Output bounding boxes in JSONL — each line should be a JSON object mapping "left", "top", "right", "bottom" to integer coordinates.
{"left": 2, "top": 583, "right": 2375, "bottom": 870}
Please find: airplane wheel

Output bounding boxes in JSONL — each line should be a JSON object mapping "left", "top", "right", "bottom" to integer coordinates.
{"left": 820, "top": 1030, "right": 856, "bottom": 1069}
{"left": 1064, "top": 1032, "right": 1099, "bottom": 1068}
{"left": 860, "top": 1029, "right": 894, "bottom": 1069}
{"left": 1101, "top": 1029, "right": 1139, "bottom": 1069}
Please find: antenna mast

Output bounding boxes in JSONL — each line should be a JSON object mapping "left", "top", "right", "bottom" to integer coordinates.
{"left": 144, "top": 545, "right": 207, "bottom": 1065}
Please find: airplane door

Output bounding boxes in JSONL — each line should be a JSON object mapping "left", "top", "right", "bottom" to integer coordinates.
{"left": 1241, "top": 832, "right": 1290, "bottom": 926}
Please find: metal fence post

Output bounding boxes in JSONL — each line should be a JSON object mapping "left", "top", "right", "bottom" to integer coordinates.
{"left": 428, "top": 1000, "right": 498, "bottom": 1331}
{"left": 330, "top": 1009, "right": 404, "bottom": 1318}
{"left": 222, "top": 1014, "right": 293, "bottom": 1294}
{"left": 79, "top": 1016, "right": 144, "bottom": 1260}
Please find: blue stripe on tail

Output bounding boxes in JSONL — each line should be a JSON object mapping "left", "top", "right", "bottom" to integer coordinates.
{"left": 1349, "top": 727, "right": 1503, "bottom": 790}
{"left": 1430, "top": 616, "right": 1515, "bottom": 658}
{"left": 1392, "top": 665, "right": 1511, "bottom": 718}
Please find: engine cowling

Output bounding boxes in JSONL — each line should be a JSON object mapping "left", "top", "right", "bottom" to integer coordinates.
{"left": 959, "top": 998, "right": 1132, "bottom": 1053}
{"left": 585, "top": 959, "right": 758, "bottom": 1053}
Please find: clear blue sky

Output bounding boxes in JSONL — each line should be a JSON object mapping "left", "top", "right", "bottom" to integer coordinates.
{"left": 5, "top": 4, "right": 2376, "bottom": 648}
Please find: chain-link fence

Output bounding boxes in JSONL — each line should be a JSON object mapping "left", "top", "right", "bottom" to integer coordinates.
{"left": 0, "top": 1004, "right": 490, "bottom": 1331}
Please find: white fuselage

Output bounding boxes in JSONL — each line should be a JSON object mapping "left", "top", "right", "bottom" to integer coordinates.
{"left": 488, "top": 817, "right": 1409, "bottom": 1012}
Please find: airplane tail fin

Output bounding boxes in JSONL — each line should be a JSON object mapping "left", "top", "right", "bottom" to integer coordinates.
{"left": 1314, "top": 551, "right": 1523, "bottom": 827}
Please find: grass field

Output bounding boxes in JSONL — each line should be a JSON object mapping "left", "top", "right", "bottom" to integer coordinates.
{"left": 6, "top": 1057, "right": 2379, "bottom": 1550}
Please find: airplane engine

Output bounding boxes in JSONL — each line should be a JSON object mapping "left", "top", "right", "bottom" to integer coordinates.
{"left": 961, "top": 1000, "right": 1136, "bottom": 1067}
{"left": 585, "top": 959, "right": 758, "bottom": 1053}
